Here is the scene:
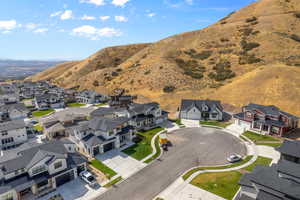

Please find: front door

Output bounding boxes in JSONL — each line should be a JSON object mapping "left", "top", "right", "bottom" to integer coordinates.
{"left": 103, "top": 142, "right": 114, "bottom": 153}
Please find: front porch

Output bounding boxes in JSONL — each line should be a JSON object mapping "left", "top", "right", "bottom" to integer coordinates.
{"left": 250, "top": 121, "right": 283, "bottom": 136}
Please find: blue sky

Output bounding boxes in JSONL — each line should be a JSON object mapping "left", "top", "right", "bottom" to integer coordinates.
{"left": 0, "top": 0, "right": 255, "bottom": 60}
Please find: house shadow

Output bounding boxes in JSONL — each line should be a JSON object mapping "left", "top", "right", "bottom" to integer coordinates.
{"left": 223, "top": 112, "right": 232, "bottom": 122}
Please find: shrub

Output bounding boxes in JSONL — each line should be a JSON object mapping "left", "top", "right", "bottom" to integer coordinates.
{"left": 93, "top": 80, "right": 99, "bottom": 87}
{"left": 294, "top": 13, "right": 300, "bottom": 19}
{"left": 220, "top": 38, "right": 230, "bottom": 42}
{"left": 239, "top": 54, "right": 262, "bottom": 65}
{"left": 240, "top": 40, "right": 260, "bottom": 51}
{"left": 175, "top": 58, "right": 206, "bottom": 79}
{"left": 184, "top": 49, "right": 213, "bottom": 60}
{"left": 209, "top": 60, "right": 235, "bottom": 81}
{"left": 111, "top": 71, "right": 118, "bottom": 77}
{"left": 144, "top": 70, "right": 151, "bottom": 75}
{"left": 116, "top": 68, "right": 122, "bottom": 72}
{"left": 252, "top": 30, "right": 260, "bottom": 35}
{"left": 246, "top": 16, "right": 257, "bottom": 23}
{"left": 163, "top": 85, "right": 176, "bottom": 93}
{"left": 290, "top": 34, "right": 300, "bottom": 42}
{"left": 240, "top": 28, "right": 253, "bottom": 36}
{"left": 219, "top": 49, "right": 234, "bottom": 54}
{"left": 220, "top": 11, "right": 235, "bottom": 21}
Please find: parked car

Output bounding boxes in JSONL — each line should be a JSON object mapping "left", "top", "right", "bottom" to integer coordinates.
{"left": 79, "top": 171, "right": 97, "bottom": 187}
{"left": 227, "top": 154, "right": 242, "bottom": 163}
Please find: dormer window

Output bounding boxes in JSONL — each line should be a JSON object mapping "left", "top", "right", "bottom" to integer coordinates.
{"left": 54, "top": 161, "right": 63, "bottom": 169}
{"left": 202, "top": 105, "right": 208, "bottom": 111}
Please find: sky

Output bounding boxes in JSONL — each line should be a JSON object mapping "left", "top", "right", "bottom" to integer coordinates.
{"left": 0, "top": 0, "right": 255, "bottom": 60}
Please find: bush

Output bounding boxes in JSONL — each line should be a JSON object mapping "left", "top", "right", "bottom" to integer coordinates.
{"left": 116, "top": 68, "right": 122, "bottom": 72}
{"left": 209, "top": 60, "right": 235, "bottom": 81}
{"left": 175, "top": 58, "right": 206, "bottom": 79}
{"left": 184, "top": 49, "right": 213, "bottom": 60}
{"left": 111, "top": 71, "right": 119, "bottom": 77}
{"left": 144, "top": 70, "right": 151, "bottom": 75}
{"left": 239, "top": 54, "right": 262, "bottom": 65}
{"left": 93, "top": 80, "right": 99, "bottom": 87}
{"left": 240, "top": 40, "right": 260, "bottom": 51}
{"left": 220, "top": 38, "right": 230, "bottom": 42}
{"left": 219, "top": 49, "right": 234, "bottom": 54}
{"left": 163, "top": 85, "right": 176, "bottom": 93}
{"left": 294, "top": 13, "right": 300, "bottom": 19}
{"left": 240, "top": 28, "right": 253, "bottom": 36}
{"left": 246, "top": 16, "right": 257, "bottom": 23}
{"left": 290, "top": 34, "right": 300, "bottom": 42}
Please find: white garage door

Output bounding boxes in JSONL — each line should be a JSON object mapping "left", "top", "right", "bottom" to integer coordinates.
{"left": 238, "top": 120, "right": 251, "bottom": 130}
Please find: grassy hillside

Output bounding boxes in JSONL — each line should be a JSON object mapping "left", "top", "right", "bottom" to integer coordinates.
{"left": 28, "top": 0, "right": 300, "bottom": 117}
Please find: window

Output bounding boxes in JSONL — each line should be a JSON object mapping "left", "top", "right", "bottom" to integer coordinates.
{"left": 1, "top": 131, "right": 8, "bottom": 136}
{"left": 211, "top": 113, "right": 218, "bottom": 118}
{"left": 32, "top": 165, "right": 46, "bottom": 176}
{"left": 54, "top": 161, "right": 63, "bottom": 169}
{"left": 1, "top": 137, "right": 14, "bottom": 145}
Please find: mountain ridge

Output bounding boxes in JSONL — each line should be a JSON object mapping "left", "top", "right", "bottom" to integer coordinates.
{"left": 28, "top": 0, "right": 300, "bottom": 117}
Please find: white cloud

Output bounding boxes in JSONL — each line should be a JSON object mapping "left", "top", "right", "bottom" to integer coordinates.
{"left": 0, "top": 20, "right": 17, "bottom": 31}
{"left": 115, "top": 15, "right": 128, "bottom": 22}
{"left": 147, "top": 13, "right": 156, "bottom": 17}
{"left": 185, "top": 0, "right": 193, "bottom": 5}
{"left": 81, "top": 15, "right": 96, "bottom": 20}
{"left": 60, "top": 10, "right": 73, "bottom": 20}
{"left": 33, "top": 28, "right": 48, "bottom": 34}
{"left": 100, "top": 16, "right": 110, "bottom": 21}
{"left": 50, "top": 11, "right": 62, "bottom": 17}
{"left": 25, "top": 23, "right": 38, "bottom": 30}
{"left": 80, "top": 0, "right": 105, "bottom": 6}
{"left": 72, "top": 25, "right": 122, "bottom": 40}
{"left": 112, "top": 0, "right": 130, "bottom": 7}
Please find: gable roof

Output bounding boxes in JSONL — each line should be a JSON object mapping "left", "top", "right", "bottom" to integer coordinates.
{"left": 129, "top": 102, "right": 159, "bottom": 115}
{"left": 89, "top": 117, "right": 130, "bottom": 132}
{"left": 276, "top": 140, "right": 300, "bottom": 158}
{"left": 244, "top": 104, "right": 298, "bottom": 119}
{"left": 0, "top": 120, "right": 26, "bottom": 132}
{"left": 0, "top": 103, "right": 29, "bottom": 114}
{"left": 180, "top": 99, "right": 223, "bottom": 112}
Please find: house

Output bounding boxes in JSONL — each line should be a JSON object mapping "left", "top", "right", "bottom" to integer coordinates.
{"left": 179, "top": 99, "right": 223, "bottom": 121}
{"left": 90, "top": 102, "right": 168, "bottom": 131}
{"left": 34, "top": 93, "right": 65, "bottom": 110}
{"left": 0, "top": 140, "right": 87, "bottom": 200}
{"left": 109, "top": 89, "right": 136, "bottom": 108}
{"left": 75, "top": 90, "right": 107, "bottom": 104}
{"left": 0, "top": 120, "right": 27, "bottom": 150}
{"left": 237, "top": 140, "right": 300, "bottom": 200}
{"left": 0, "top": 94, "right": 20, "bottom": 105}
{"left": 0, "top": 103, "right": 29, "bottom": 122}
{"left": 233, "top": 104, "right": 299, "bottom": 136}
{"left": 40, "top": 113, "right": 88, "bottom": 140}
{"left": 69, "top": 117, "right": 134, "bottom": 157}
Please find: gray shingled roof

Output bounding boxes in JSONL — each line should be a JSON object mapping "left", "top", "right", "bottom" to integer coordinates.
{"left": 244, "top": 104, "right": 298, "bottom": 119}
{"left": 89, "top": 117, "right": 130, "bottom": 132}
{"left": 180, "top": 99, "right": 223, "bottom": 112}
{"left": 0, "top": 120, "right": 26, "bottom": 132}
{"left": 276, "top": 140, "right": 300, "bottom": 158}
{"left": 276, "top": 160, "right": 300, "bottom": 178}
{"left": 0, "top": 103, "right": 29, "bottom": 113}
{"left": 129, "top": 102, "right": 159, "bottom": 115}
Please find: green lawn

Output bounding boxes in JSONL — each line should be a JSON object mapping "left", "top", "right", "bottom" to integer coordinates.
{"left": 33, "top": 124, "right": 43, "bottom": 132}
{"left": 191, "top": 171, "right": 243, "bottom": 200}
{"left": 255, "top": 142, "right": 283, "bottom": 148}
{"left": 32, "top": 109, "right": 55, "bottom": 117}
{"left": 242, "top": 131, "right": 280, "bottom": 142}
{"left": 104, "top": 176, "right": 122, "bottom": 188}
{"left": 67, "top": 103, "right": 86, "bottom": 107}
{"left": 144, "top": 136, "right": 161, "bottom": 163}
{"left": 122, "top": 128, "right": 164, "bottom": 161}
{"left": 183, "top": 156, "right": 253, "bottom": 180}
{"left": 200, "top": 121, "right": 231, "bottom": 128}
{"left": 95, "top": 103, "right": 108, "bottom": 107}
{"left": 243, "top": 156, "right": 272, "bottom": 172}
{"left": 90, "top": 160, "right": 117, "bottom": 179}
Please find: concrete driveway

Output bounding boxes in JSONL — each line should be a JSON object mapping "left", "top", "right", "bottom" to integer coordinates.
{"left": 95, "top": 145, "right": 146, "bottom": 179}
{"left": 95, "top": 127, "right": 246, "bottom": 200}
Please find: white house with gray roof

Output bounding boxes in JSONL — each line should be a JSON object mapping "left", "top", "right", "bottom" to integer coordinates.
{"left": 0, "top": 103, "right": 29, "bottom": 122}
{"left": 179, "top": 99, "right": 223, "bottom": 121}
{"left": 69, "top": 117, "right": 134, "bottom": 157}
{"left": 0, "top": 120, "right": 27, "bottom": 150}
{"left": 75, "top": 90, "right": 107, "bottom": 104}
{"left": 34, "top": 93, "right": 64, "bottom": 110}
{"left": 0, "top": 140, "right": 87, "bottom": 200}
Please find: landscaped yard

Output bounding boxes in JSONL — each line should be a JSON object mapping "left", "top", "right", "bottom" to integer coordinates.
{"left": 33, "top": 124, "right": 43, "bottom": 131}
{"left": 200, "top": 121, "right": 231, "bottom": 128}
{"left": 122, "top": 128, "right": 164, "bottom": 161}
{"left": 183, "top": 155, "right": 253, "bottom": 180}
{"left": 90, "top": 160, "right": 117, "bottom": 179}
{"left": 66, "top": 103, "right": 86, "bottom": 107}
{"left": 32, "top": 109, "right": 55, "bottom": 117}
{"left": 95, "top": 103, "right": 108, "bottom": 107}
{"left": 242, "top": 131, "right": 282, "bottom": 147}
{"left": 144, "top": 136, "right": 161, "bottom": 163}
{"left": 189, "top": 155, "right": 272, "bottom": 199}
{"left": 191, "top": 171, "right": 242, "bottom": 200}
{"left": 103, "top": 176, "right": 122, "bottom": 188}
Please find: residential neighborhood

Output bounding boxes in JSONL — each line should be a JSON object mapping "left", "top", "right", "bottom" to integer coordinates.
{"left": 0, "top": 81, "right": 299, "bottom": 200}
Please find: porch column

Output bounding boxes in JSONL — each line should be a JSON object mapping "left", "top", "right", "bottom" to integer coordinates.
{"left": 268, "top": 125, "right": 271, "bottom": 134}
{"left": 99, "top": 145, "right": 104, "bottom": 154}
{"left": 115, "top": 137, "right": 121, "bottom": 149}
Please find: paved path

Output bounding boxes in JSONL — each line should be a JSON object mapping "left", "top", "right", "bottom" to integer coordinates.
{"left": 95, "top": 128, "right": 246, "bottom": 200}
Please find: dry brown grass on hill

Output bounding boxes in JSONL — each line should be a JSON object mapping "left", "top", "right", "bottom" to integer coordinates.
{"left": 28, "top": 0, "right": 300, "bottom": 117}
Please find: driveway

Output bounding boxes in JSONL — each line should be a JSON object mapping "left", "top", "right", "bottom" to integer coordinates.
{"left": 95, "top": 145, "right": 146, "bottom": 179}
{"left": 95, "top": 127, "right": 246, "bottom": 200}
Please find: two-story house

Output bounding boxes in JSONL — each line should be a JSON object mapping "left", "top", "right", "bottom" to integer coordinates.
{"left": 237, "top": 140, "right": 300, "bottom": 200}
{"left": 69, "top": 117, "right": 134, "bottom": 158}
{"left": 34, "top": 93, "right": 65, "bottom": 110}
{"left": 0, "top": 120, "right": 27, "bottom": 150}
{"left": 179, "top": 99, "right": 223, "bottom": 121}
{"left": 233, "top": 104, "right": 299, "bottom": 136}
{"left": 0, "top": 140, "right": 87, "bottom": 200}
{"left": 75, "top": 90, "right": 107, "bottom": 104}
{"left": 0, "top": 103, "right": 29, "bottom": 122}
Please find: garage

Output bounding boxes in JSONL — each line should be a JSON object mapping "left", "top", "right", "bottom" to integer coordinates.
{"left": 103, "top": 142, "right": 115, "bottom": 153}
{"left": 238, "top": 120, "right": 251, "bottom": 130}
{"left": 55, "top": 170, "right": 75, "bottom": 187}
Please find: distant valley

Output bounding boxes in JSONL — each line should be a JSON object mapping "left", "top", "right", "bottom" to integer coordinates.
{"left": 0, "top": 59, "right": 65, "bottom": 81}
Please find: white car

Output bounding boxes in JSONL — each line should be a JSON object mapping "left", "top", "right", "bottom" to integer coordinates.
{"left": 79, "top": 171, "right": 97, "bottom": 186}
{"left": 227, "top": 154, "right": 242, "bottom": 163}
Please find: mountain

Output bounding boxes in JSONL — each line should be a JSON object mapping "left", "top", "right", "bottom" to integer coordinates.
{"left": 0, "top": 59, "right": 65, "bottom": 80}
{"left": 28, "top": 0, "right": 300, "bottom": 117}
